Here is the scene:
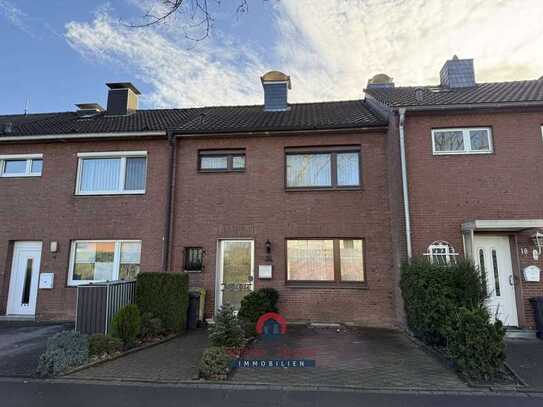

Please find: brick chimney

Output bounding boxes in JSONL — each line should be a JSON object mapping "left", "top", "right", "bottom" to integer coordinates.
{"left": 440, "top": 56, "right": 476, "bottom": 88}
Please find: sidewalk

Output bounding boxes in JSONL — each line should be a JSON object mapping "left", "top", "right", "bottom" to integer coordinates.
{"left": 67, "top": 328, "right": 208, "bottom": 383}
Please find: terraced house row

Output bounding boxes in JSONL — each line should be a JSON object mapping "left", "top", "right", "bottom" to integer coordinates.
{"left": 1, "top": 56, "right": 543, "bottom": 330}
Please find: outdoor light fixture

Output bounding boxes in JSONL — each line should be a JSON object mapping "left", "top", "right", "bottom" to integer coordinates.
{"left": 531, "top": 231, "right": 543, "bottom": 260}
{"left": 265, "top": 239, "right": 272, "bottom": 262}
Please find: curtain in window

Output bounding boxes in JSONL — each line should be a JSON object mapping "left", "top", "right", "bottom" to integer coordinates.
{"left": 469, "top": 130, "right": 490, "bottom": 151}
{"left": 119, "top": 242, "right": 141, "bottom": 280}
{"left": 125, "top": 157, "right": 146, "bottom": 191}
{"left": 339, "top": 239, "right": 364, "bottom": 281}
{"left": 286, "top": 154, "right": 331, "bottom": 187}
{"left": 287, "top": 240, "right": 334, "bottom": 280}
{"left": 73, "top": 242, "right": 115, "bottom": 281}
{"left": 337, "top": 153, "right": 360, "bottom": 186}
{"left": 80, "top": 158, "right": 120, "bottom": 192}
{"left": 201, "top": 156, "right": 228, "bottom": 169}
{"left": 434, "top": 131, "right": 464, "bottom": 151}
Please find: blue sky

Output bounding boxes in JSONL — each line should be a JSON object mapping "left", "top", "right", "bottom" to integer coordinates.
{"left": 1, "top": 0, "right": 543, "bottom": 115}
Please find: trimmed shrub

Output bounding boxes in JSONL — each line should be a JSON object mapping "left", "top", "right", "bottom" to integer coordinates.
{"left": 199, "top": 347, "right": 232, "bottom": 380}
{"left": 400, "top": 257, "right": 486, "bottom": 345}
{"left": 140, "top": 312, "right": 163, "bottom": 338}
{"left": 446, "top": 306, "right": 506, "bottom": 381}
{"left": 88, "top": 334, "right": 122, "bottom": 358}
{"left": 209, "top": 304, "right": 246, "bottom": 348}
{"left": 111, "top": 304, "right": 141, "bottom": 347}
{"left": 37, "top": 331, "right": 89, "bottom": 377}
{"left": 136, "top": 272, "right": 189, "bottom": 333}
{"left": 238, "top": 288, "right": 279, "bottom": 337}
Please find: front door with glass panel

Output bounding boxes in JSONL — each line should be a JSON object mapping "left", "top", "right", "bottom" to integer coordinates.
{"left": 217, "top": 240, "right": 254, "bottom": 312}
{"left": 474, "top": 235, "right": 519, "bottom": 326}
{"left": 7, "top": 242, "right": 42, "bottom": 315}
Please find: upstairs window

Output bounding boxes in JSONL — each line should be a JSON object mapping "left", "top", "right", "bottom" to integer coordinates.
{"left": 424, "top": 241, "right": 459, "bottom": 264}
{"left": 198, "top": 150, "right": 246, "bottom": 172}
{"left": 432, "top": 128, "right": 492, "bottom": 155}
{"left": 285, "top": 147, "right": 360, "bottom": 189}
{"left": 0, "top": 154, "right": 43, "bottom": 177}
{"left": 76, "top": 151, "right": 147, "bottom": 195}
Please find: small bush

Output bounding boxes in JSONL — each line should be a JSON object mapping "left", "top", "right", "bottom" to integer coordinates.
{"left": 136, "top": 272, "right": 189, "bottom": 333}
{"left": 400, "top": 257, "right": 486, "bottom": 345}
{"left": 37, "top": 331, "right": 88, "bottom": 376}
{"left": 446, "top": 306, "right": 506, "bottom": 381}
{"left": 111, "top": 304, "right": 141, "bottom": 347}
{"left": 199, "top": 347, "right": 232, "bottom": 380}
{"left": 209, "top": 304, "right": 246, "bottom": 348}
{"left": 140, "top": 312, "right": 163, "bottom": 338}
{"left": 88, "top": 334, "right": 122, "bottom": 358}
{"left": 238, "top": 288, "right": 279, "bottom": 337}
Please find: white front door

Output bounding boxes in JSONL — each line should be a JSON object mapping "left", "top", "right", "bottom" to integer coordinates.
{"left": 7, "top": 242, "right": 42, "bottom": 316}
{"left": 474, "top": 235, "right": 518, "bottom": 326}
{"left": 217, "top": 240, "right": 254, "bottom": 313}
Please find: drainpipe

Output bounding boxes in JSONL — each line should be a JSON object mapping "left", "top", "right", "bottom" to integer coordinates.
{"left": 399, "top": 108, "right": 412, "bottom": 260}
{"left": 162, "top": 130, "right": 177, "bottom": 272}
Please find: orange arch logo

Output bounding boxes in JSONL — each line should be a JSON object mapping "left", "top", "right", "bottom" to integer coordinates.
{"left": 256, "top": 312, "right": 287, "bottom": 335}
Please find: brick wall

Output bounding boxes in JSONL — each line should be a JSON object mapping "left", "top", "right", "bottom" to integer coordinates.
{"left": 404, "top": 110, "right": 543, "bottom": 328}
{"left": 0, "top": 139, "right": 169, "bottom": 320}
{"left": 171, "top": 131, "right": 398, "bottom": 326}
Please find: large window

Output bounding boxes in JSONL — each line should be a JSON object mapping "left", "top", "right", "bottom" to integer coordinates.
{"left": 198, "top": 150, "right": 246, "bottom": 172}
{"left": 286, "top": 149, "right": 360, "bottom": 189}
{"left": 76, "top": 151, "right": 147, "bottom": 195}
{"left": 0, "top": 154, "right": 43, "bottom": 177}
{"left": 68, "top": 240, "right": 141, "bottom": 285}
{"left": 286, "top": 239, "right": 364, "bottom": 283}
{"left": 432, "top": 128, "right": 492, "bottom": 155}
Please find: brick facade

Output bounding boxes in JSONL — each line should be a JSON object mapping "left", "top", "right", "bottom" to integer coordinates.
{"left": 403, "top": 109, "right": 543, "bottom": 328}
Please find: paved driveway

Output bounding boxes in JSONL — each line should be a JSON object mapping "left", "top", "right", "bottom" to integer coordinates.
{"left": 0, "top": 322, "right": 72, "bottom": 377}
{"left": 506, "top": 338, "right": 543, "bottom": 390}
{"left": 231, "top": 326, "right": 467, "bottom": 390}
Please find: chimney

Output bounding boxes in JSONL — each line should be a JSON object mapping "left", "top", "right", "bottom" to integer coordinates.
{"left": 106, "top": 82, "right": 141, "bottom": 115}
{"left": 440, "top": 56, "right": 476, "bottom": 88}
{"left": 261, "top": 71, "right": 291, "bottom": 111}
{"left": 367, "top": 73, "right": 395, "bottom": 89}
{"left": 75, "top": 103, "right": 104, "bottom": 117}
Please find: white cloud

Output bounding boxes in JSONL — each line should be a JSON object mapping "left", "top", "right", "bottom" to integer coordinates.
{"left": 65, "top": 0, "right": 543, "bottom": 107}
{"left": 0, "top": 0, "right": 33, "bottom": 36}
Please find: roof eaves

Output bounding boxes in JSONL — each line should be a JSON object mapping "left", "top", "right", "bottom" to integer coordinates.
{"left": 0, "top": 130, "right": 166, "bottom": 142}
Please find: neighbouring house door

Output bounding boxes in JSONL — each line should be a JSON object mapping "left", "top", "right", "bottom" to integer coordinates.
{"left": 474, "top": 235, "right": 519, "bottom": 327}
{"left": 217, "top": 240, "right": 254, "bottom": 313}
{"left": 7, "top": 242, "right": 43, "bottom": 316}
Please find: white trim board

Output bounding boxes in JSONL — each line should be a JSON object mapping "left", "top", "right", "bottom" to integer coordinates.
{"left": 462, "top": 219, "right": 543, "bottom": 232}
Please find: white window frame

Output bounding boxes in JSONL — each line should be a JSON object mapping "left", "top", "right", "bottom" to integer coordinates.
{"left": 431, "top": 127, "right": 493, "bottom": 155}
{"left": 75, "top": 151, "right": 147, "bottom": 195}
{"left": 424, "top": 241, "right": 459, "bottom": 264}
{"left": 68, "top": 239, "right": 142, "bottom": 286}
{"left": 0, "top": 154, "right": 43, "bottom": 177}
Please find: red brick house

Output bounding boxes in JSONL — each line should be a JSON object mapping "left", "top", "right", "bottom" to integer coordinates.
{"left": 366, "top": 57, "right": 543, "bottom": 330}
{"left": 0, "top": 74, "right": 398, "bottom": 326}
{"left": 2, "top": 62, "right": 543, "bottom": 331}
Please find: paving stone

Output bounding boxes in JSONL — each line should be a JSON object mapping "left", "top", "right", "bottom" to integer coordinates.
{"left": 68, "top": 329, "right": 208, "bottom": 382}
{"left": 231, "top": 326, "right": 467, "bottom": 390}
{"left": 506, "top": 338, "right": 543, "bottom": 390}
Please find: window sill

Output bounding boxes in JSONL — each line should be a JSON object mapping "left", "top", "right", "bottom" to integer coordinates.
{"left": 74, "top": 192, "right": 146, "bottom": 197}
{"left": 184, "top": 270, "right": 202, "bottom": 273}
{"left": 432, "top": 151, "right": 493, "bottom": 156}
{"left": 285, "top": 282, "right": 367, "bottom": 289}
{"left": 285, "top": 186, "right": 362, "bottom": 192}
{"left": 1, "top": 174, "right": 42, "bottom": 178}
{"left": 198, "top": 169, "right": 245, "bottom": 173}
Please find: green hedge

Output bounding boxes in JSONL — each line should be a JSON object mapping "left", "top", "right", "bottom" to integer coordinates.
{"left": 446, "top": 306, "right": 506, "bottom": 381}
{"left": 400, "top": 257, "right": 486, "bottom": 345}
{"left": 111, "top": 304, "right": 141, "bottom": 347}
{"left": 136, "top": 272, "right": 189, "bottom": 333}
{"left": 238, "top": 288, "right": 279, "bottom": 337}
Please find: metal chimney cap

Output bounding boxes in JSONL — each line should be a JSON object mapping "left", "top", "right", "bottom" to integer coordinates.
{"left": 106, "top": 82, "right": 141, "bottom": 95}
{"left": 75, "top": 103, "right": 105, "bottom": 112}
{"left": 261, "top": 71, "right": 291, "bottom": 89}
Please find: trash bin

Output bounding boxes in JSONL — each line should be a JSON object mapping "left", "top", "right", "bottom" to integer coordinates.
{"left": 187, "top": 290, "right": 201, "bottom": 330}
{"left": 529, "top": 297, "right": 543, "bottom": 339}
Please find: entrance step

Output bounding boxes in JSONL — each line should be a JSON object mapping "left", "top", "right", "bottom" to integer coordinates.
{"left": 0, "top": 315, "right": 35, "bottom": 321}
{"left": 505, "top": 329, "right": 537, "bottom": 339}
